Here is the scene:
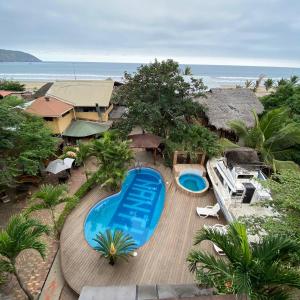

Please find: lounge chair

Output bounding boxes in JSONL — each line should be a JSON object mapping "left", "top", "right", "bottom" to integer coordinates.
{"left": 196, "top": 203, "right": 220, "bottom": 219}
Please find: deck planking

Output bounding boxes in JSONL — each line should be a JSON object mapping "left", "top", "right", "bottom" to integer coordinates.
{"left": 60, "top": 163, "right": 225, "bottom": 294}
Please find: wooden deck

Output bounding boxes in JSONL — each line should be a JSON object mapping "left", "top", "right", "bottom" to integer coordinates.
{"left": 60, "top": 163, "right": 225, "bottom": 294}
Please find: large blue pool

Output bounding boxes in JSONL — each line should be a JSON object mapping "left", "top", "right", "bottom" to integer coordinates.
{"left": 84, "top": 168, "right": 166, "bottom": 248}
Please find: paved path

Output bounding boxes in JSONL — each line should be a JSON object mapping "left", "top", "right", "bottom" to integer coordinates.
{"left": 0, "top": 165, "right": 87, "bottom": 300}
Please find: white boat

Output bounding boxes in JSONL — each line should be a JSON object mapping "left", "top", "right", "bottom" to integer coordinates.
{"left": 206, "top": 148, "right": 274, "bottom": 222}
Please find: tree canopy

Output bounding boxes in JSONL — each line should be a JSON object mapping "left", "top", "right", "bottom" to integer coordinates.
{"left": 0, "top": 102, "right": 57, "bottom": 191}
{"left": 261, "top": 76, "right": 300, "bottom": 121}
{"left": 0, "top": 80, "right": 25, "bottom": 91}
{"left": 113, "top": 59, "right": 207, "bottom": 137}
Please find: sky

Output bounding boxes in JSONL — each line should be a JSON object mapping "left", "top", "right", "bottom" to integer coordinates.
{"left": 1, "top": 0, "right": 300, "bottom": 67}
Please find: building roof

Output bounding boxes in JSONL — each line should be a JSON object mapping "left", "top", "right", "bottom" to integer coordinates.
{"left": 195, "top": 88, "right": 264, "bottom": 131}
{"left": 25, "top": 96, "right": 74, "bottom": 117}
{"left": 62, "top": 120, "right": 111, "bottom": 137}
{"left": 128, "top": 133, "right": 163, "bottom": 148}
{"left": 0, "top": 90, "right": 14, "bottom": 97}
{"left": 46, "top": 80, "right": 114, "bottom": 107}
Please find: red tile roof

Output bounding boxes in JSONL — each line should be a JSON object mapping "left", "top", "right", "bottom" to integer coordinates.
{"left": 26, "top": 96, "right": 74, "bottom": 117}
{"left": 0, "top": 90, "right": 14, "bottom": 97}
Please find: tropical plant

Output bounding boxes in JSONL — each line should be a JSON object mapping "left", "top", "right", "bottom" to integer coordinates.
{"left": 1, "top": 95, "right": 25, "bottom": 107}
{"left": 264, "top": 78, "right": 274, "bottom": 91}
{"left": 261, "top": 77, "right": 300, "bottom": 122}
{"left": 93, "top": 229, "right": 137, "bottom": 265}
{"left": 0, "top": 214, "right": 50, "bottom": 299}
{"left": 0, "top": 105, "right": 57, "bottom": 191}
{"left": 112, "top": 59, "right": 206, "bottom": 137}
{"left": 245, "top": 80, "right": 254, "bottom": 88}
{"left": 164, "top": 122, "right": 221, "bottom": 166}
{"left": 221, "top": 108, "right": 300, "bottom": 171}
{"left": 27, "top": 184, "right": 68, "bottom": 236}
{"left": 75, "top": 142, "right": 92, "bottom": 177}
{"left": 253, "top": 74, "right": 265, "bottom": 92}
{"left": 92, "top": 131, "right": 133, "bottom": 191}
{"left": 187, "top": 222, "right": 300, "bottom": 299}
{"left": 0, "top": 80, "right": 25, "bottom": 91}
{"left": 183, "top": 66, "right": 192, "bottom": 75}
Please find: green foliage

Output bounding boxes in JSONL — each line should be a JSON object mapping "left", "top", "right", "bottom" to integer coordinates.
{"left": 93, "top": 229, "right": 137, "bottom": 265}
{"left": 113, "top": 59, "right": 206, "bottom": 137}
{"left": 0, "top": 214, "right": 50, "bottom": 299}
{"left": 56, "top": 172, "right": 98, "bottom": 233}
{"left": 1, "top": 95, "right": 25, "bottom": 107}
{"left": 225, "top": 108, "right": 300, "bottom": 171}
{"left": 261, "top": 77, "right": 300, "bottom": 121}
{"left": 27, "top": 184, "right": 68, "bottom": 236}
{"left": 245, "top": 80, "right": 254, "bottom": 88}
{"left": 75, "top": 142, "right": 92, "bottom": 167}
{"left": 92, "top": 131, "right": 133, "bottom": 191}
{"left": 0, "top": 80, "right": 25, "bottom": 91}
{"left": 264, "top": 78, "right": 274, "bottom": 91}
{"left": 0, "top": 104, "right": 57, "bottom": 190}
{"left": 183, "top": 66, "right": 192, "bottom": 75}
{"left": 187, "top": 222, "right": 300, "bottom": 298}
{"left": 164, "top": 123, "right": 221, "bottom": 166}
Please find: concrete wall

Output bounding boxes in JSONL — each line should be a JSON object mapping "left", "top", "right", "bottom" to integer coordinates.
{"left": 45, "top": 110, "right": 74, "bottom": 135}
{"left": 75, "top": 111, "right": 100, "bottom": 121}
{"left": 101, "top": 103, "right": 114, "bottom": 122}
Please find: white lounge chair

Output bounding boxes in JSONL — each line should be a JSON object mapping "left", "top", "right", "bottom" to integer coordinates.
{"left": 196, "top": 203, "right": 220, "bottom": 219}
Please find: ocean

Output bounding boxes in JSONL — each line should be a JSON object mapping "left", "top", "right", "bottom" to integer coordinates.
{"left": 0, "top": 61, "right": 300, "bottom": 88}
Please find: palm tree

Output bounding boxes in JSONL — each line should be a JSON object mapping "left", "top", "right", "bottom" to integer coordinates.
{"left": 290, "top": 75, "right": 299, "bottom": 85}
{"left": 187, "top": 222, "right": 300, "bottom": 299}
{"left": 221, "top": 108, "right": 300, "bottom": 171}
{"left": 75, "top": 141, "right": 92, "bottom": 179}
{"left": 183, "top": 66, "right": 192, "bottom": 76}
{"left": 92, "top": 132, "right": 133, "bottom": 191}
{"left": 245, "top": 80, "right": 254, "bottom": 88}
{"left": 264, "top": 78, "right": 274, "bottom": 91}
{"left": 93, "top": 229, "right": 137, "bottom": 265}
{"left": 0, "top": 214, "right": 50, "bottom": 300}
{"left": 27, "top": 184, "right": 68, "bottom": 236}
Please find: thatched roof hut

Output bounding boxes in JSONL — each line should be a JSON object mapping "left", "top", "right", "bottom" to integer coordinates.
{"left": 195, "top": 88, "right": 264, "bottom": 131}
{"left": 225, "top": 147, "right": 262, "bottom": 169}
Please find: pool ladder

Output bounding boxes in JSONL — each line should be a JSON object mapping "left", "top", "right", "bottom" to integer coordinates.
{"left": 134, "top": 160, "right": 143, "bottom": 172}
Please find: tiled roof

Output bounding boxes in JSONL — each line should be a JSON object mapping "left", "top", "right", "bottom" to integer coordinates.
{"left": 25, "top": 96, "right": 73, "bottom": 117}
{"left": 0, "top": 90, "right": 14, "bottom": 97}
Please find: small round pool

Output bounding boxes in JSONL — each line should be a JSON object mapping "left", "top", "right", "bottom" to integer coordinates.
{"left": 176, "top": 170, "right": 209, "bottom": 195}
{"left": 179, "top": 173, "right": 206, "bottom": 192}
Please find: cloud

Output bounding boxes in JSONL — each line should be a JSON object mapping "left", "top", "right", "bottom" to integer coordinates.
{"left": 1, "top": 0, "right": 300, "bottom": 66}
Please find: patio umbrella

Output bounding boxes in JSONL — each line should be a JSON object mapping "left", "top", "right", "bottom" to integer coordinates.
{"left": 46, "top": 158, "right": 74, "bottom": 174}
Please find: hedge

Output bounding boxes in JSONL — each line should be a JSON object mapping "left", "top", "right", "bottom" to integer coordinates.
{"left": 56, "top": 172, "right": 98, "bottom": 233}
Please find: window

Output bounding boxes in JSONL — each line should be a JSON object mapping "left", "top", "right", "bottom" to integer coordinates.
{"left": 44, "top": 117, "right": 54, "bottom": 121}
{"left": 75, "top": 107, "right": 97, "bottom": 112}
{"left": 237, "top": 174, "right": 254, "bottom": 179}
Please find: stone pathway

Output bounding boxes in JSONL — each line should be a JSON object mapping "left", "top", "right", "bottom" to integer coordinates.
{"left": 0, "top": 163, "right": 89, "bottom": 300}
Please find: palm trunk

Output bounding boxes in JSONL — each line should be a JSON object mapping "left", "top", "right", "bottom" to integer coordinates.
{"left": 13, "top": 268, "right": 33, "bottom": 300}
{"left": 50, "top": 207, "right": 58, "bottom": 237}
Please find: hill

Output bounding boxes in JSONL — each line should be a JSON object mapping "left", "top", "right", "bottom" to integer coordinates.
{"left": 0, "top": 49, "right": 41, "bottom": 62}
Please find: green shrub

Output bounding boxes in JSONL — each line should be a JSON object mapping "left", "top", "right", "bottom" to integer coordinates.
{"left": 56, "top": 172, "right": 98, "bottom": 233}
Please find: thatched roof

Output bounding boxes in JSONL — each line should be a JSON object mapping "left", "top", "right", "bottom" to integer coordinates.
{"left": 225, "top": 147, "right": 261, "bottom": 168}
{"left": 128, "top": 133, "right": 162, "bottom": 148}
{"left": 195, "top": 88, "right": 264, "bottom": 130}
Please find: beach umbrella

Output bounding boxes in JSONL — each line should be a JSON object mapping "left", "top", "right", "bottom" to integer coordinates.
{"left": 46, "top": 158, "right": 74, "bottom": 174}
{"left": 63, "top": 157, "right": 75, "bottom": 168}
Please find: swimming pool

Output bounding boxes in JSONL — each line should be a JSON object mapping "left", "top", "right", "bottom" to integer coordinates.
{"left": 84, "top": 167, "right": 166, "bottom": 248}
{"left": 176, "top": 169, "right": 209, "bottom": 195}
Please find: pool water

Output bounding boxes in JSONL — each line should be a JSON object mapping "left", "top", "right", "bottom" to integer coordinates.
{"left": 84, "top": 168, "right": 166, "bottom": 248}
{"left": 179, "top": 173, "right": 207, "bottom": 192}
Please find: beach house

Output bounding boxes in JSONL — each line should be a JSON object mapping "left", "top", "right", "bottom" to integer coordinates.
{"left": 25, "top": 96, "right": 75, "bottom": 134}
{"left": 194, "top": 88, "right": 264, "bottom": 136}
{"left": 46, "top": 80, "right": 114, "bottom": 122}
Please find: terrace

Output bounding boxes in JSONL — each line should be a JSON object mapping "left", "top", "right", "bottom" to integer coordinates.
{"left": 60, "top": 159, "right": 225, "bottom": 295}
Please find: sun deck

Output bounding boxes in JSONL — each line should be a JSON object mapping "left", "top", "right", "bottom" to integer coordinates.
{"left": 60, "top": 163, "right": 225, "bottom": 295}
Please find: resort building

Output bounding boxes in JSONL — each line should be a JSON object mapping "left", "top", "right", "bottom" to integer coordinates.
{"left": 195, "top": 88, "right": 264, "bottom": 136}
{"left": 46, "top": 80, "right": 114, "bottom": 122}
{"left": 25, "top": 96, "right": 75, "bottom": 134}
